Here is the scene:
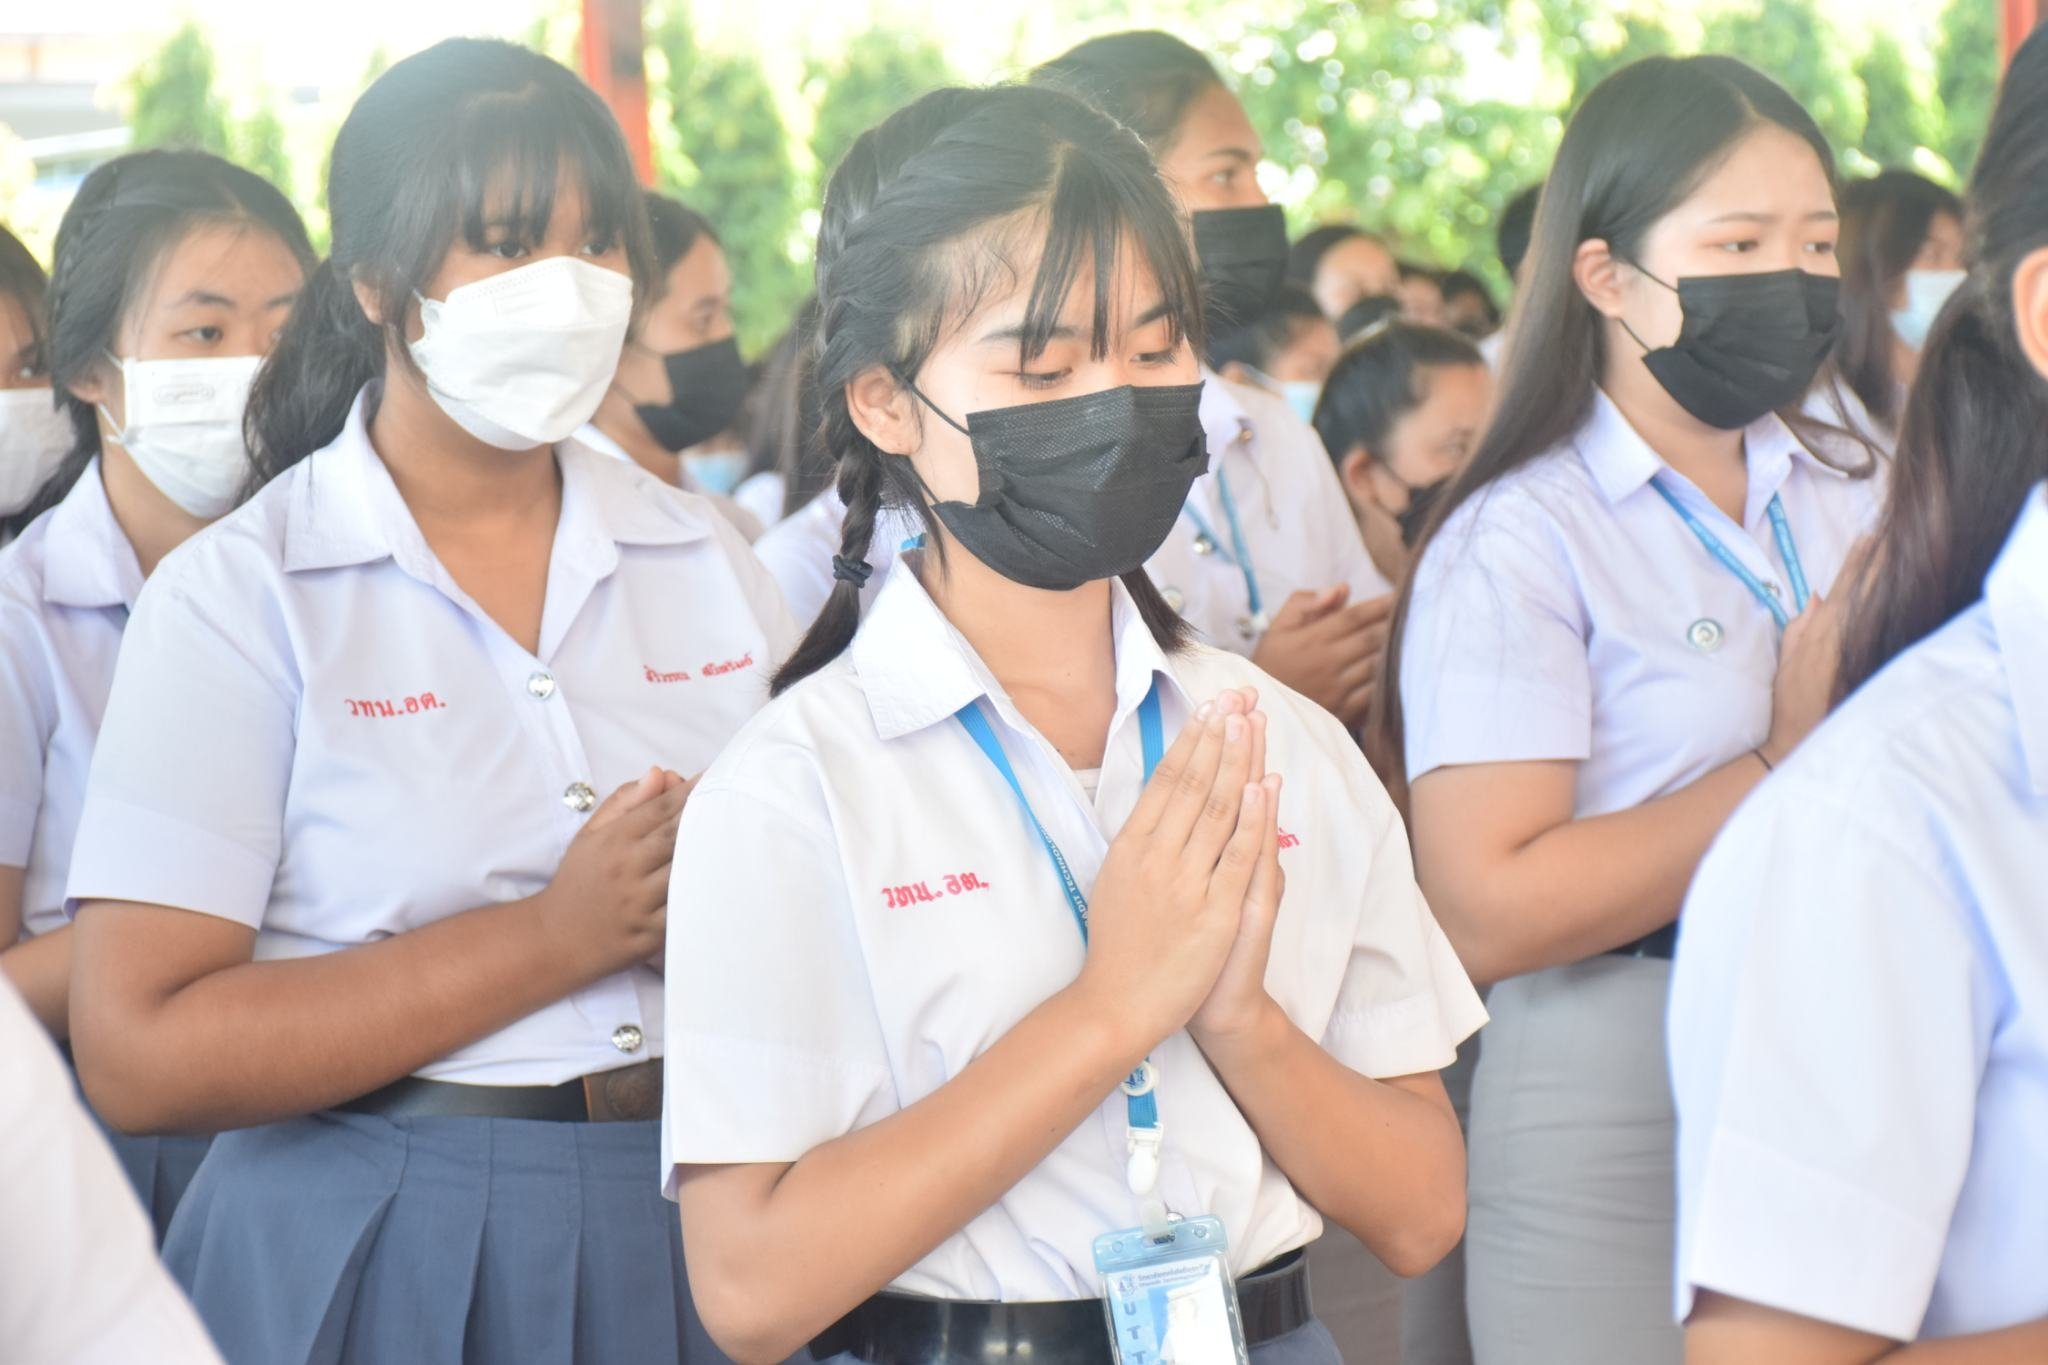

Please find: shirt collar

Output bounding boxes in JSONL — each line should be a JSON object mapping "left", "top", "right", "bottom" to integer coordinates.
{"left": 850, "top": 556, "right": 1189, "bottom": 744}
{"left": 1576, "top": 388, "right": 1836, "bottom": 515}
{"left": 1199, "top": 366, "right": 1257, "bottom": 464}
{"left": 283, "top": 388, "right": 713, "bottom": 577}
{"left": 1985, "top": 484, "right": 2048, "bottom": 796}
{"left": 42, "top": 459, "right": 143, "bottom": 611}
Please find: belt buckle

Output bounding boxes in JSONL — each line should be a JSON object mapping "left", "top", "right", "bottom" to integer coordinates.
{"left": 582, "top": 1060, "right": 661, "bottom": 1122}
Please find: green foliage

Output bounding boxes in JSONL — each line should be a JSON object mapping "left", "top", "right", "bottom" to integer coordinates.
{"left": 807, "top": 29, "right": 955, "bottom": 182}
{"left": 1700, "top": 0, "right": 1865, "bottom": 154}
{"left": 653, "top": 11, "right": 807, "bottom": 354}
{"left": 1857, "top": 31, "right": 1940, "bottom": 174}
{"left": 233, "top": 105, "right": 292, "bottom": 192}
{"left": 1935, "top": 0, "right": 2002, "bottom": 180}
{"left": 128, "top": 21, "right": 232, "bottom": 156}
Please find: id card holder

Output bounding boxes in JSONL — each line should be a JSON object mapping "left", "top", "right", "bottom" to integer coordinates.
{"left": 1093, "top": 1216, "right": 1250, "bottom": 1365}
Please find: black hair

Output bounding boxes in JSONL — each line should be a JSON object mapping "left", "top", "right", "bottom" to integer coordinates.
{"left": 1837, "top": 29, "right": 2048, "bottom": 698}
{"left": 1834, "top": 170, "right": 1964, "bottom": 430}
{"left": 246, "top": 37, "right": 654, "bottom": 477}
{"left": 1397, "top": 260, "right": 1441, "bottom": 284}
{"left": 769, "top": 83, "right": 1204, "bottom": 696}
{"left": 1286, "top": 224, "right": 1369, "bottom": 289}
{"left": 1030, "top": 30, "right": 1222, "bottom": 152}
{"left": 1439, "top": 268, "right": 1501, "bottom": 332}
{"left": 4, "top": 149, "right": 312, "bottom": 539}
{"left": 1312, "top": 321, "right": 1484, "bottom": 469}
{"left": 1206, "top": 282, "right": 1326, "bottom": 376}
{"left": 1496, "top": 182, "right": 1543, "bottom": 285}
{"left": 0, "top": 222, "right": 47, "bottom": 378}
{"left": 736, "top": 295, "right": 835, "bottom": 520}
{"left": 1375, "top": 54, "right": 1858, "bottom": 768}
{"left": 644, "top": 191, "right": 719, "bottom": 283}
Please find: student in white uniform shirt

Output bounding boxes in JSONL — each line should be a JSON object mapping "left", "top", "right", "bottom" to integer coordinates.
{"left": 63, "top": 40, "right": 792, "bottom": 1365}
{"left": 1829, "top": 170, "right": 1965, "bottom": 446}
{"left": 0, "top": 976, "right": 221, "bottom": 1365}
{"left": 662, "top": 84, "right": 1485, "bottom": 1365}
{"left": 1034, "top": 35, "right": 1395, "bottom": 736}
{"left": 0, "top": 224, "right": 69, "bottom": 543}
{"left": 1380, "top": 56, "right": 1882, "bottom": 1365}
{"left": 0, "top": 149, "right": 313, "bottom": 1238}
{"left": 576, "top": 191, "right": 765, "bottom": 539}
{"left": 1673, "top": 34, "right": 2048, "bottom": 1360}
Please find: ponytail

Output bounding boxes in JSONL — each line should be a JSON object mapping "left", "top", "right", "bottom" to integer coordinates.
{"left": 246, "top": 257, "right": 384, "bottom": 480}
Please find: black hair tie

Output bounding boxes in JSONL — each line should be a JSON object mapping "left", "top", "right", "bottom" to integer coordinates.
{"left": 831, "top": 553, "right": 874, "bottom": 587}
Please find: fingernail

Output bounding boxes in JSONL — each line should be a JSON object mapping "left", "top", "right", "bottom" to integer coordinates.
{"left": 1265, "top": 773, "right": 1283, "bottom": 792}
{"left": 1195, "top": 700, "right": 1214, "bottom": 721}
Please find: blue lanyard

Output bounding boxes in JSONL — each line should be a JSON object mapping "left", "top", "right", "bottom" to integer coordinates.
{"left": 1649, "top": 477, "right": 1810, "bottom": 630}
{"left": 955, "top": 684, "right": 1166, "bottom": 1145}
{"left": 1182, "top": 468, "right": 1266, "bottom": 624}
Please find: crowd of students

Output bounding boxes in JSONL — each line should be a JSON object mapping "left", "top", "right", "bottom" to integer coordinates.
{"left": 1, "top": 18, "right": 2043, "bottom": 1365}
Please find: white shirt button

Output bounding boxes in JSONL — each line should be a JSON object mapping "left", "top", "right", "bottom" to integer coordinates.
{"left": 527, "top": 670, "right": 556, "bottom": 700}
{"left": 1162, "top": 586, "right": 1185, "bottom": 613}
{"left": 563, "top": 782, "right": 597, "bottom": 813}
{"left": 1688, "top": 619, "right": 1725, "bottom": 653}
{"left": 610, "top": 1023, "right": 644, "bottom": 1054}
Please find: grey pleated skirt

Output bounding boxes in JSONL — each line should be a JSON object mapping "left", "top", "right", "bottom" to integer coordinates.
{"left": 163, "top": 1110, "right": 735, "bottom": 1365}
{"left": 64, "top": 1044, "right": 211, "bottom": 1243}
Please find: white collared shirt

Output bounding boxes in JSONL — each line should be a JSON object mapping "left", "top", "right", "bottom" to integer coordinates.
{"left": 0, "top": 977, "right": 222, "bottom": 1363}
{"left": 1146, "top": 372, "right": 1393, "bottom": 653}
{"left": 67, "top": 391, "right": 798, "bottom": 1085}
{"left": 1670, "top": 485, "right": 2048, "bottom": 1343}
{"left": 661, "top": 557, "right": 1485, "bottom": 1299}
{"left": 754, "top": 374, "right": 1391, "bottom": 644}
{"left": 570, "top": 422, "right": 765, "bottom": 541}
{"left": 1401, "top": 389, "right": 1883, "bottom": 815}
{"left": 0, "top": 462, "right": 140, "bottom": 939}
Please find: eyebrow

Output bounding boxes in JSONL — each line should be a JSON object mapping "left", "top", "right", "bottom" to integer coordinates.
{"left": 1705, "top": 210, "right": 1840, "bottom": 224}
{"left": 975, "top": 300, "right": 1177, "bottom": 346}
{"left": 1206, "top": 146, "right": 1261, "bottom": 166}
{"left": 168, "top": 288, "right": 302, "bottom": 310}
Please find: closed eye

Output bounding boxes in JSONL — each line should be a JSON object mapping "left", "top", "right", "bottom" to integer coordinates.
{"left": 1017, "top": 368, "right": 1072, "bottom": 391}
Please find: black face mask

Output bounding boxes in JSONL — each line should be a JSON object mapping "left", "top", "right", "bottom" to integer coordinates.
{"left": 906, "top": 379, "right": 1210, "bottom": 592}
{"left": 633, "top": 336, "right": 748, "bottom": 452}
{"left": 1335, "top": 294, "right": 1401, "bottom": 343}
{"left": 1395, "top": 476, "right": 1451, "bottom": 545}
{"left": 1192, "top": 205, "right": 1289, "bottom": 329}
{"left": 1623, "top": 267, "right": 1840, "bottom": 430}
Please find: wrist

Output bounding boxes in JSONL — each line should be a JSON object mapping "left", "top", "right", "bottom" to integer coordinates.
{"left": 1190, "top": 992, "right": 1287, "bottom": 1066}
{"left": 1058, "top": 973, "right": 1166, "bottom": 1075}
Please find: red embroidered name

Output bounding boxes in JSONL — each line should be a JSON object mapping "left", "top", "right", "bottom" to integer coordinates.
{"left": 345, "top": 692, "right": 446, "bottom": 719}
{"left": 702, "top": 652, "right": 755, "bottom": 677}
{"left": 881, "top": 872, "right": 994, "bottom": 909}
{"left": 643, "top": 665, "right": 693, "bottom": 684}
{"left": 1277, "top": 828, "right": 1301, "bottom": 850}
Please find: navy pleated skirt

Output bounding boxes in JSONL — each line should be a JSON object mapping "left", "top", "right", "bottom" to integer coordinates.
{"left": 163, "top": 1110, "right": 738, "bottom": 1365}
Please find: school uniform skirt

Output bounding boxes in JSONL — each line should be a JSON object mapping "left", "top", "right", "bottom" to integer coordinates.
{"left": 62, "top": 1044, "right": 211, "bottom": 1243}
{"left": 163, "top": 1110, "right": 735, "bottom": 1365}
{"left": 1461, "top": 955, "right": 1680, "bottom": 1365}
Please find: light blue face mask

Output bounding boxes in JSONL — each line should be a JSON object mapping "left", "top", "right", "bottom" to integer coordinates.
{"left": 1279, "top": 381, "right": 1322, "bottom": 425}
{"left": 1891, "top": 268, "right": 1967, "bottom": 352}
{"left": 682, "top": 448, "right": 752, "bottom": 496}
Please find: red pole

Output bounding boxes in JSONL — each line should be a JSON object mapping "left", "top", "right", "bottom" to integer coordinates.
{"left": 2007, "top": 0, "right": 2044, "bottom": 64}
{"left": 581, "top": 0, "right": 653, "bottom": 184}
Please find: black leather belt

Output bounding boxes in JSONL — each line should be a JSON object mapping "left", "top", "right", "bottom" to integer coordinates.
{"left": 810, "top": 1248, "right": 1311, "bottom": 1364}
{"left": 1608, "top": 923, "right": 1678, "bottom": 961}
{"left": 335, "top": 1059, "right": 663, "bottom": 1123}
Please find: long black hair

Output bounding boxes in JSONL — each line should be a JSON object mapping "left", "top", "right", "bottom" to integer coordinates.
{"left": 3, "top": 150, "right": 311, "bottom": 539}
{"left": 737, "top": 296, "right": 834, "bottom": 520}
{"left": 1030, "top": 30, "right": 1222, "bottom": 151}
{"left": 1836, "top": 29, "right": 2048, "bottom": 698}
{"left": 1374, "top": 54, "right": 1853, "bottom": 769}
{"left": 0, "top": 222, "right": 47, "bottom": 380}
{"left": 246, "top": 38, "right": 653, "bottom": 476}
{"left": 1312, "top": 320, "right": 1484, "bottom": 467}
{"left": 1834, "top": 170, "right": 1964, "bottom": 431}
{"left": 768, "top": 83, "right": 1204, "bottom": 696}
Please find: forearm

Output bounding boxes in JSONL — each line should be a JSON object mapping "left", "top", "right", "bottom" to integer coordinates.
{"left": 71, "top": 896, "right": 606, "bottom": 1133}
{"left": 1199, "top": 1000, "right": 1465, "bottom": 1277}
{"left": 0, "top": 926, "right": 72, "bottom": 1039}
{"left": 681, "top": 981, "right": 1150, "bottom": 1363}
{"left": 1688, "top": 1293, "right": 2048, "bottom": 1364}
{"left": 1435, "top": 752, "right": 1766, "bottom": 983}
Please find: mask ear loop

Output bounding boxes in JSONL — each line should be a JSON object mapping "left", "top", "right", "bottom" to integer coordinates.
{"left": 1613, "top": 258, "right": 1679, "bottom": 356}
{"left": 889, "top": 367, "right": 972, "bottom": 438}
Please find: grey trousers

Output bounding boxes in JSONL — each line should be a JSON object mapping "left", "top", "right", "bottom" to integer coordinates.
{"left": 1403, "top": 1031, "right": 1480, "bottom": 1365}
{"left": 1463, "top": 956, "right": 1682, "bottom": 1365}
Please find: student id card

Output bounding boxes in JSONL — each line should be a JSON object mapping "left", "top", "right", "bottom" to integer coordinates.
{"left": 1093, "top": 1217, "right": 1250, "bottom": 1365}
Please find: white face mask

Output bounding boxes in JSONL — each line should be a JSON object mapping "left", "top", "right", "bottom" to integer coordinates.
{"left": 100, "top": 353, "right": 262, "bottom": 519}
{"left": 0, "top": 388, "right": 73, "bottom": 517}
{"left": 409, "top": 256, "right": 634, "bottom": 450}
{"left": 1891, "top": 268, "right": 1967, "bottom": 353}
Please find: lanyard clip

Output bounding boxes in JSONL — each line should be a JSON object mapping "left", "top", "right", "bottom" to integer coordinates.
{"left": 1126, "top": 1123, "right": 1165, "bottom": 1201}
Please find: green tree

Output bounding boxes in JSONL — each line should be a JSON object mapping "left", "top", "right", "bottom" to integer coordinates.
{"left": 1856, "top": 31, "right": 1940, "bottom": 174}
{"left": 128, "top": 21, "right": 231, "bottom": 156}
{"left": 807, "top": 29, "right": 955, "bottom": 181}
{"left": 1566, "top": 13, "right": 1678, "bottom": 110}
{"left": 1935, "top": 0, "right": 2001, "bottom": 180}
{"left": 233, "top": 104, "right": 291, "bottom": 192}
{"left": 654, "top": 11, "right": 807, "bottom": 354}
{"left": 1701, "top": 0, "right": 1864, "bottom": 154}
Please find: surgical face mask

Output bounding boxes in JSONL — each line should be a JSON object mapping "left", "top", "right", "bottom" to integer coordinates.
{"left": 99, "top": 353, "right": 262, "bottom": 518}
{"left": 633, "top": 335, "right": 747, "bottom": 453}
{"left": 683, "top": 447, "right": 752, "bottom": 496}
{"left": 905, "top": 378, "right": 1210, "bottom": 592}
{"left": 0, "top": 388, "right": 73, "bottom": 516}
{"left": 1192, "top": 205, "right": 1289, "bottom": 328}
{"left": 1241, "top": 366, "right": 1322, "bottom": 425}
{"left": 410, "top": 256, "right": 633, "bottom": 450}
{"left": 1891, "top": 268, "right": 1966, "bottom": 352}
{"left": 1623, "top": 266, "right": 1840, "bottom": 431}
